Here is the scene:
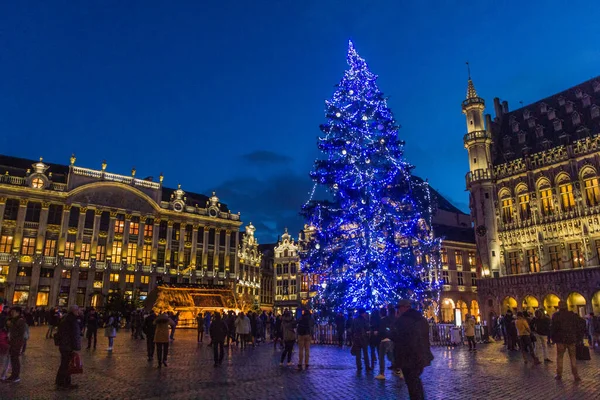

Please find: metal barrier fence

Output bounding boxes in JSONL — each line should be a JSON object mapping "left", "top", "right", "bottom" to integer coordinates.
{"left": 310, "top": 323, "right": 486, "bottom": 347}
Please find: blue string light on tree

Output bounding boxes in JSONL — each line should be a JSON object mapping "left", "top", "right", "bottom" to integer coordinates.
{"left": 300, "top": 40, "right": 441, "bottom": 312}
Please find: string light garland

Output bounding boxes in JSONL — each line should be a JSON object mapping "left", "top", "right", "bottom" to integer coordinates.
{"left": 300, "top": 40, "right": 441, "bottom": 312}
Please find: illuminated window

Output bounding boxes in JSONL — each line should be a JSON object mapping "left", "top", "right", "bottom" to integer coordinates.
{"left": 301, "top": 275, "right": 309, "bottom": 291}
{"left": 21, "top": 237, "right": 35, "bottom": 256}
{"left": 441, "top": 270, "right": 449, "bottom": 284}
{"left": 468, "top": 251, "right": 476, "bottom": 267}
{"left": 61, "top": 269, "right": 71, "bottom": 279}
{"left": 507, "top": 252, "right": 520, "bottom": 275}
{"left": 125, "top": 274, "right": 135, "bottom": 283}
{"left": 290, "top": 279, "right": 297, "bottom": 294}
{"left": 81, "top": 243, "right": 91, "bottom": 261}
{"left": 559, "top": 184, "right": 576, "bottom": 211}
{"left": 129, "top": 221, "right": 139, "bottom": 235}
{"left": 540, "top": 188, "right": 554, "bottom": 216}
{"left": 569, "top": 243, "right": 584, "bottom": 269}
{"left": 455, "top": 251, "right": 463, "bottom": 266}
{"left": 518, "top": 194, "right": 531, "bottom": 220}
{"left": 31, "top": 177, "right": 44, "bottom": 189}
{"left": 549, "top": 245, "right": 561, "bottom": 270}
{"left": 144, "top": 224, "right": 153, "bottom": 237}
{"left": 140, "top": 275, "right": 150, "bottom": 284}
{"left": 501, "top": 198, "right": 514, "bottom": 223}
{"left": 440, "top": 248, "right": 448, "bottom": 264}
{"left": 65, "top": 241, "right": 75, "bottom": 258}
{"left": 114, "top": 215, "right": 125, "bottom": 234}
{"left": 109, "top": 273, "right": 120, "bottom": 282}
{"left": 36, "top": 291, "right": 49, "bottom": 306}
{"left": 126, "top": 243, "right": 137, "bottom": 265}
{"left": 526, "top": 249, "right": 540, "bottom": 273}
{"left": 276, "top": 280, "right": 283, "bottom": 295}
{"left": 112, "top": 242, "right": 122, "bottom": 263}
{"left": 96, "top": 245, "right": 106, "bottom": 262}
{"left": 584, "top": 178, "right": 600, "bottom": 207}
{"left": 44, "top": 239, "right": 56, "bottom": 257}
{"left": 142, "top": 245, "right": 152, "bottom": 265}
{"left": 0, "top": 235, "right": 13, "bottom": 253}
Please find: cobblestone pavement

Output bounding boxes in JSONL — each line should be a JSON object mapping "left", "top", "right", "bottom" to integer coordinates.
{"left": 1, "top": 327, "right": 599, "bottom": 399}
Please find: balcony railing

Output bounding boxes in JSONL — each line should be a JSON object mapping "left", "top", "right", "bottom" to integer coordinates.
{"left": 42, "top": 256, "right": 56, "bottom": 266}
{"left": 0, "top": 253, "right": 9, "bottom": 262}
{"left": 463, "top": 130, "right": 492, "bottom": 143}
{"left": 96, "top": 262, "right": 106, "bottom": 270}
{"left": 466, "top": 168, "right": 492, "bottom": 185}
{"left": 63, "top": 258, "right": 74, "bottom": 267}
{"left": 23, "top": 221, "right": 39, "bottom": 229}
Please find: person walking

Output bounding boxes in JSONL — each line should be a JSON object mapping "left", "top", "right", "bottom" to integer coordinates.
{"left": 375, "top": 306, "right": 397, "bottom": 380}
{"left": 234, "top": 312, "right": 251, "bottom": 350}
{"left": 209, "top": 313, "right": 228, "bottom": 367}
{"left": 196, "top": 312, "right": 204, "bottom": 343}
{"left": 85, "top": 308, "right": 99, "bottom": 350}
{"left": 226, "top": 311, "right": 236, "bottom": 347}
{"left": 169, "top": 311, "right": 180, "bottom": 341}
{"left": 464, "top": 314, "right": 477, "bottom": 352}
{"left": 352, "top": 308, "right": 371, "bottom": 371}
{"left": 551, "top": 302, "right": 582, "bottom": 381}
{"left": 55, "top": 305, "right": 82, "bottom": 390}
{"left": 296, "top": 309, "right": 314, "bottom": 370}
{"left": 531, "top": 309, "right": 552, "bottom": 362}
{"left": 104, "top": 312, "right": 119, "bottom": 351}
{"left": 154, "top": 312, "right": 175, "bottom": 368}
{"left": 280, "top": 311, "right": 297, "bottom": 366}
{"left": 4, "top": 307, "right": 27, "bottom": 383}
{"left": 0, "top": 312, "right": 9, "bottom": 381}
{"left": 335, "top": 312, "right": 346, "bottom": 347}
{"left": 203, "top": 311, "right": 211, "bottom": 344}
{"left": 369, "top": 309, "right": 381, "bottom": 369}
{"left": 515, "top": 312, "right": 541, "bottom": 365}
{"left": 504, "top": 310, "right": 518, "bottom": 351}
{"left": 143, "top": 310, "right": 157, "bottom": 362}
{"left": 393, "top": 300, "right": 433, "bottom": 400}
{"left": 273, "top": 314, "right": 283, "bottom": 349}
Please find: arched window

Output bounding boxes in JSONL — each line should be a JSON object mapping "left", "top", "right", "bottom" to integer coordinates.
{"left": 584, "top": 176, "right": 600, "bottom": 207}
{"left": 538, "top": 179, "right": 554, "bottom": 216}
{"left": 516, "top": 185, "right": 530, "bottom": 220}
{"left": 556, "top": 174, "right": 575, "bottom": 212}
{"left": 500, "top": 190, "right": 513, "bottom": 224}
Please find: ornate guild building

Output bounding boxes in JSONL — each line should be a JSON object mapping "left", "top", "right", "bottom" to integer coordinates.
{"left": 464, "top": 75, "right": 600, "bottom": 323}
{"left": 0, "top": 155, "right": 243, "bottom": 308}
{"left": 236, "top": 223, "right": 262, "bottom": 310}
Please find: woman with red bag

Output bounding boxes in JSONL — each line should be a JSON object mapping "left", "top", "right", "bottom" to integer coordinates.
{"left": 55, "top": 305, "right": 82, "bottom": 390}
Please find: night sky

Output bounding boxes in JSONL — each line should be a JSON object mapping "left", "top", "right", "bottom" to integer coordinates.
{"left": 1, "top": 2, "right": 598, "bottom": 243}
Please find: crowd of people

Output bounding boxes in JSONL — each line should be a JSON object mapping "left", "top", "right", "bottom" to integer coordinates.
{"left": 0, "top": 299, "right": 595, "bottom": 399}
{"left": 491, "top": 301, "right": 600, "bottom": 381}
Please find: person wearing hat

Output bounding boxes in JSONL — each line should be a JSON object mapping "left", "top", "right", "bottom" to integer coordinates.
{"left": 392, "top": 299, "right": 433, "bottom": 400}
{"left": 551, "top": 301, "right": 582, "bottom": 381}
{"left": 351, "top": 308, "right": 371, "bottom": 371}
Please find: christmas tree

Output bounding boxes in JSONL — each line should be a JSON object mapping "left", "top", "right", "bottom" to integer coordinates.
{"left": 300, "top": 41, "right": 441, "bottom": 312}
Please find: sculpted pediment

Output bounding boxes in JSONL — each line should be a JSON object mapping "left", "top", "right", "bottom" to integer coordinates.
{"left": 68, "top": 184, "right": 157, "bottom": 213}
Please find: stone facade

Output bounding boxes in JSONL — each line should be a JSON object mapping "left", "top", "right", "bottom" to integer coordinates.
{"left": 464, "top": 76, "right": 600, "bottom": 323}
{"left": 0, "top": 154, "right": 243, "bottom": 308}
{"left": 236, "top": 223, "right": 262, "bottom": 310}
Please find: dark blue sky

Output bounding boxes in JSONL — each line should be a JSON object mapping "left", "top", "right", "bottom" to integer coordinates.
{"left": 1, "top": 2, "right": 598, "bottom": 243}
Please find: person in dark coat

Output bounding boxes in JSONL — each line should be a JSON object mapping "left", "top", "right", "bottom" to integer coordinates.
{"left": 85, "top": 308, "right": 99, "bottom": 350}
{"left": 352, "top": 308, "right": 371, "bottom": 371}
{"left": 504, "top": 310, "right": 518, "bottom": 351}
{"left": 143, "top": 310, "right": 157, "bottom": 362}
{"left": 392, "top": 300, "right": 433, "bottom": 400}
{"left": 5, "top": 307, "right": 27, "bottom": 383}
{"left": 335, "top": 312, "right": 345, "bottom": 347}
{"left": 55, "top": 305, "right": 82, "bottom": 390}
{"left": 551, "top": 302, "right": 582, "bottom": 381}
{"left": 209, "top": 313, "right": 228, "bottom": 366}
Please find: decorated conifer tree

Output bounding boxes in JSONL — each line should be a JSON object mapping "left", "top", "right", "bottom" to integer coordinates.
{"left": 300, "top": 41, "right": 441, "bottom": 312}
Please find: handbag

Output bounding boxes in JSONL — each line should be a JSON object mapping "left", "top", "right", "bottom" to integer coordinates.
{"left": 68, "top": 352, "right": 83, "bottom": 374}
{"left": 576, "top": 343, "right": 591, "bottom": 361}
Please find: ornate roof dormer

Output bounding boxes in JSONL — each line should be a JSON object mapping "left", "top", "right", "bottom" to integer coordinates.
{"left": 238, "top": 223, "right": 261, "bottom": 266}
{"left": 27, "top": 157, "right": 50, "bottom": 189}
{"left": 171, "top": 184, "right": 186, "bottom": 212}
{"left": 206, "top": 191, "right": 221, "bottom": 218}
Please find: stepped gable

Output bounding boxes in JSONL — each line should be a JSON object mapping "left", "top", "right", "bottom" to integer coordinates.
{"left": 491, "top": 77, "right": 600, "bottom": 165}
